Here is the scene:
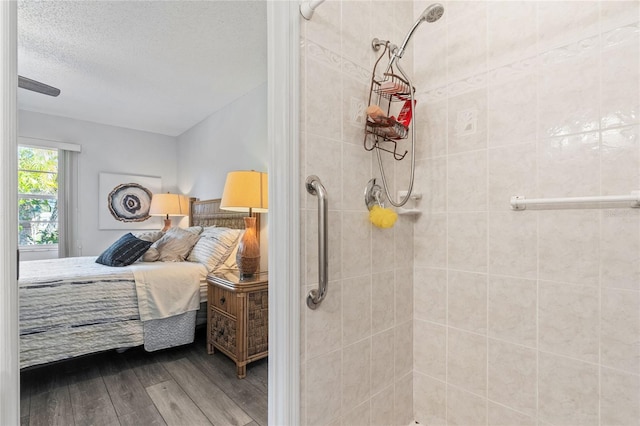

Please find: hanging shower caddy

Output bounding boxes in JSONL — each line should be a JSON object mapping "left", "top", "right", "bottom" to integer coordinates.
{"left": 363, "top": 41, "right": 415, "bottom": 161}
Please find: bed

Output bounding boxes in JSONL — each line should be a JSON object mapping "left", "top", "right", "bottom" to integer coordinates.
{"left": 19, "top": 198, "right": 255, "bottom": 369}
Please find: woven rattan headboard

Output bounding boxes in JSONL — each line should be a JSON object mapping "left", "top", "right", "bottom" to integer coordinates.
{"left": 189, "top": 198, "right": 258, "bottom": 234}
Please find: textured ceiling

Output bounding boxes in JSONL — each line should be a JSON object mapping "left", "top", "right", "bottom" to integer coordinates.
{"left": 18, "top": 0, "right": 267, "bottom": 136}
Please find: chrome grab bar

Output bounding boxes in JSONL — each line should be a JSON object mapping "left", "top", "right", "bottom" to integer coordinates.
{"left": 306, "top": 175, "right": 328, "bottom": 310}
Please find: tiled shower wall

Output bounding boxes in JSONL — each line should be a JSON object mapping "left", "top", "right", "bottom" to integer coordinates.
{"left": 412, "top": 1, "right": 640, "bottom": 425}
{"left": 300, "top": 1, "right": 416, "bottom": 425}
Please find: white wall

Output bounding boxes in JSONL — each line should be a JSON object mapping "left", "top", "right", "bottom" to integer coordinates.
{"left": 177, "top": 83, "right": 268, "bottom": 198}
{"left": 412, "top": 1, "right": 640, "bottom": 425}
{"left": 177, "top": 82, "right": 268, "bottom": 270}
{"left": 18, "top": 110, "right": 179, "bottom": 256}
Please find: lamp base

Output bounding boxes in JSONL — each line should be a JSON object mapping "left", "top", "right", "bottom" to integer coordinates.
{"left": 161, "top": 218, "right": 172, "bottom": 232}
{"left": 237, "top": 216, "right": 260, "bottom": 278}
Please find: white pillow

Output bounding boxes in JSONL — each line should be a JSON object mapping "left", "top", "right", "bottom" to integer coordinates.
{"left": 134, "top": 231, "right": 165, "bottom": 262}
{"left": 187, "top": 227, "right": 242, "bottom": 272}
{"left": 149, "top": 227, "right": 201, "bottom": 262}
{"left": 132, "top": 230, "right": 164, "bottom": 243}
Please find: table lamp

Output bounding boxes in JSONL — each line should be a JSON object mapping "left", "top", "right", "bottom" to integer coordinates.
{"left": 220, "top": 170, "right": 268, "bottom": 277}
{"left": 149, "top": 192, "right": 187, "bottom": 232}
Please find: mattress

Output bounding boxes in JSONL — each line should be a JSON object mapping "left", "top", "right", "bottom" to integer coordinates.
{"left": 19, "top": 256, "right": 208, "bottom": 368}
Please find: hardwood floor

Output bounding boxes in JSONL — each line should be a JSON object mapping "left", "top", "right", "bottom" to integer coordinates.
{"left": 20, "top": 329, "right": 267, "bottom": 426}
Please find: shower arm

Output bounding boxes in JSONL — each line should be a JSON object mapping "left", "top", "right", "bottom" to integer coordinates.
{"left": 376, "top": 57, "right": 415, "bottom": 208}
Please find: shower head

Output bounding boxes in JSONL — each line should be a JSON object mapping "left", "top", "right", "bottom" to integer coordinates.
{"left": 389, "top": 3, "right": 444, "bottom": 64}
{"left": 420, "top": 3, "right": 445, "bottom": 23}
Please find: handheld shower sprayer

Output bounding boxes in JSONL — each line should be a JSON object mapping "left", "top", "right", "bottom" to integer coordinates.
{"left": 387, "top": 3, "right": 444, "bottom": 69}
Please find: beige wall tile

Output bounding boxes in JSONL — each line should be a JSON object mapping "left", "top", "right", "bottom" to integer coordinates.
{"left": 537, "top": 132, "right": 600, "bottom": 198}
{"left": 487, "top": 143, "right": 537, "bottom": 211}
{"left": 487, "top": 1, "right": 537, "bottom": 69}
{"left": 306, "top": 282, "right": 342, "bottom": 360}
{"left": 488, "top": 339, "right": 537, "bottom": 416}
{"left": 448, "top": 329, "right": 487, "bottom": 396}
{"left": 538, "top": 352, "right": 599, "bottom": 426}
{"left": 539, "top": 281, "right": 599, "bottom": 362}
{"left": 343, "top": 275, "right": 372, "bottom": 346}
{"left": 448, "top": 212, "right": 488, "bottom": 273}
{"left": 601, "top": 32, "right": 639, "bottom": 129}
{"left": 370, "top": 385, "right": 394, "bottom": 426}
{"left": 414, "top": 320, "right": 446, "bottom": 380}
{"left": 488, "top": 212, "right": 537, "bottom": 279}
{"left": 447, "top": 150, "right": 487, "bottom": 212}
{"left": 414, "top": 213, "right": 447, "bottom": 268}
{"left": 415, "top": 157, "right": 446, "bottom": 213}
{"left": 601, "top": 288, "right": 640, "bottom": 374}
{"left": 306, "top": 349, "right": 343, "bottom": 426}
{"left": 414, "top": 100, "right": 447, "bottom": 159}
{"left": 600, "top": 126, "right": 640, "bottom": 197}
{"left": 414, "top": 267, "right": 446, "bottom": 324}
{"left": 538, "top": 47, "right": 600, "bottom": 137}
{"left": 487, "top": 402, "right": 536, "bottom": 426}
{"left": 600, "top": 367, "right": 640, "bottom": 426}
{"left": 341, "top": 211, "right": 372, "bottom": 279}
{"left": 393, "top": 373, "right": 413, "bottom": 426}
{"left": 394, "top": 321, "right": 413, "bottom": 379}
{"left": 488, "top": 275, "right": 537, "bottom": 347}
{"left": 538, "top": 210, "right": 600, "bottom": 286}
{"left": 371, "top": 329, "right": 395, "bottom": 396}
{"left": 340, "top": 400, "right": 370, "bottom": 426}
{"left": 446, "top": 10, "right": 487, "bottom": 82}
{"left": 447, "top": 385, "right": 487, "bottom": 426}
{"left": 371, "top": 271, "right": 395, "bottom": 335}
{"left": 414, "top": 373, "right": 446, "bottom": 426}
{"left": 342, "top": 339, "right": 371, "bottom": 410}
{"left": 447, "top": 89, "right": 488, "bottom": 155}
{"left": 395, "top": 268, "right": 413, "bottom": 325}
{"left": 488, "top": 74, "right": 537, "bottom": 148}
{"left": 447, "top": 270, "right": 487, "bottom": 334}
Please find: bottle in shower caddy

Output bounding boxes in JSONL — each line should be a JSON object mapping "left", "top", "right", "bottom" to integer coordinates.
{"left": 366, "top": 104, "right": 410, "bottom": 139}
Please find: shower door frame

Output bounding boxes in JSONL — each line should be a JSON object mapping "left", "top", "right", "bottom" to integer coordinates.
{"left": 267, "top": 1, "right": 301, "bottom": 425}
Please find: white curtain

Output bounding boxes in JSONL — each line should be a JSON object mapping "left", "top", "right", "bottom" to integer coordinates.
{"left": 57, "top": 149, "right": 78, "bottom": 258}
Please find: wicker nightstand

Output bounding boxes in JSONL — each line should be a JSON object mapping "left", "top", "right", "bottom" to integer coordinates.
{"left": 207, "top": 270, "right": 268, "bottom": 378}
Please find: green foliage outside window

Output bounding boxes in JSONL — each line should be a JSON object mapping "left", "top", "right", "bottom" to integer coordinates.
{"left": 18, "top": 147, "right": 59, "bottom": 246}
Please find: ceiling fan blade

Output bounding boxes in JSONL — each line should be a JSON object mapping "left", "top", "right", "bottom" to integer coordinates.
{"left": 18, "top": 75, "right": 61, "bottom": 97}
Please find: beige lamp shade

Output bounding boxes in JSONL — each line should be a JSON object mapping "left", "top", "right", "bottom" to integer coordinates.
{"left": 149, "top": 193, "right": 187, "bottom": 231}
{"left": 149, "top": 193, "right": 188, "bottom": 217}
{"left": 220, "top": 170, "right": 268, "bottom": 214}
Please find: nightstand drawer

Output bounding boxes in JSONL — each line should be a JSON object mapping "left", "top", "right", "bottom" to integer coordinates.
{"left": 209, "top": 286, "right": 237, "bottom": 317}
{"left": 210, "top": 310, "right": 237, "bottom": 355}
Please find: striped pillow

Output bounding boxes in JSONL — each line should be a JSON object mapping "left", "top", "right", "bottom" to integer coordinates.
{"left": 187, "top": 227, "right": 242, "bottom": 272}
{"left": 153, "top": 227, "right": 201, "bottom": 262}
{"left": 96, "top": 233, "right": 153, "bottom": 267}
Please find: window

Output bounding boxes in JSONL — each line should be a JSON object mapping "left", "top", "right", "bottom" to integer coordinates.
{"left": 18, "top": 146, "right": 59, "bottom": 247}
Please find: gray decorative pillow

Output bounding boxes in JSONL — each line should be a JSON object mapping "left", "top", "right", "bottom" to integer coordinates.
{"left": 134, "top": 230, "right": 165, "bottom": 262}
{"left": 187, "top": 227, "right": 242, "bottom": 272}
{"left": 151, "top": 227, "right": 201, "bottom": 262}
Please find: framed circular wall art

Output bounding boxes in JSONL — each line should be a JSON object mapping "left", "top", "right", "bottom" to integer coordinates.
{"left": 108, "top": 182, "right": 152, "bottom": 222}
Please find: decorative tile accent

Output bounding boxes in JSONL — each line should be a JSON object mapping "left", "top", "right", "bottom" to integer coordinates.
{"left": 305, "top": 39, "right": 341, "bottom": 71}
{"left": 455, "top": 108, "right": 478, "bottom": 136}
{"left": 602, "top": 22, "right": 640, "bottom": 50}
{"left": 539, "top": 33, "right": 600, "bottom": 66}
{"left": 349, "top": 96, "right": 365, "bottom": 127}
